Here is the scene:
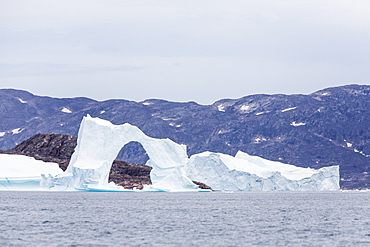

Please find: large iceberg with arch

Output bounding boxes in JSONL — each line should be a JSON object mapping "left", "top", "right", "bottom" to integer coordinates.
{"left": 0, "top": 115, "right": 340, "bottom": 191}
{"left": 53, "top": 115, "right": 199, "bottom": 192}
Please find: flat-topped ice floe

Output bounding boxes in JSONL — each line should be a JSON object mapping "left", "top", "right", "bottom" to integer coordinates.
{"left": 0, "top": 115, "right": 340, "bottom": 191}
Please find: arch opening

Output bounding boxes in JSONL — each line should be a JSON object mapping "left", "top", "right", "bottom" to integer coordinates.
{"left": 109, "top": 141, "right": 151, "bottom": 190}
{"left": 116, "top": 141, "right": 149, "bottom": 165}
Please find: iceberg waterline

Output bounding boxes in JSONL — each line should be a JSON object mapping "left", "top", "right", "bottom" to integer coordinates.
{"left": 0, "top": 115, "right": 340, "bottom": 191}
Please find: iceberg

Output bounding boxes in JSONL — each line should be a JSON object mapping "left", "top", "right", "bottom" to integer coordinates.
{"left": 184, "top": 151, "right": 339, "bottom": 191}
{"left": 0, "top": 154, "right": 62, "bottom": 191}
{"left": 0, "top": 115, "right": 340, "bottom": 191}
{"left": 53, "top": 115, "right": 200, "bottom": 192}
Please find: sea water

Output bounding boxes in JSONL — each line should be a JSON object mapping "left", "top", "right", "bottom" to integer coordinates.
{"left": 1, "top": 191, "right": 370, "bottom": 246}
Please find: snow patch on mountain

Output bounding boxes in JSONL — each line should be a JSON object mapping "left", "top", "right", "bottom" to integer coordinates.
{"left": 217, "top": 104, "right": 226, "bottom": 112}
{"left": 281, "top": 107, "right": 297, "bottom": 112}
{"left": 18, "top": 98, "right": 27, "bottom": 103}
{"left": 255, "top": 111, "right": 268, "bottom": 115}
{"left": 354, "top": 149, "right": 370, "bottom": 157}
{"left": 161, "top": 117, "right": 178, "bottom": 121}
{"left": 291, "top": 122, "right": 306, "bottom": 127}
{"left": 218, "top": 129, "right": 230, "bottom": 134}
{"left": 345, "top": 141, "right": 353, "bottom": 148}
{"left": 11, "top": 128, "right": 22, "bottom": 134}
{"left": 239, "top": 104, "right": 250, "bottom": 112}
{"left": 169, "top": 123, "right": 181, "bottom": 127}
{"left": 254, "top": 137, "right": 267, "bottom": 143}
{"left": 61, "top": 107, "right": 72, "bottom": 113}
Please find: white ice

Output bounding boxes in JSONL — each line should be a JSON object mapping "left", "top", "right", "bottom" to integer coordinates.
{"left": 184, "top": 151, "right": 339, "bottom": 191}
{"left": 54, "top": 115, "right": 200, "bottom": 192}
{"left": 0, "top": 115, "right": 340, "bottom": 192}
{"left": 0, "top": 154, "right": 62, "bottom": 191}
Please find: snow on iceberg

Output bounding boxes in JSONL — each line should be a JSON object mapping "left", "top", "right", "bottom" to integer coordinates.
{"left": 0, "top": 154, "right": 62, "bottom": 191}
{"left": 184, "top": 151, "right": 339, "bottom": 191}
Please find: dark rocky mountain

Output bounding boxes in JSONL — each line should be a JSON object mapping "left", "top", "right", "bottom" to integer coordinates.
{"left": 1, "top": 85, "right": 370, "bottom": 189}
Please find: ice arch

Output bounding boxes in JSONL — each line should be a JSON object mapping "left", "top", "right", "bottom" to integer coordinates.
{"left": 54, "top": 115, "right": 199, "bottom": 191}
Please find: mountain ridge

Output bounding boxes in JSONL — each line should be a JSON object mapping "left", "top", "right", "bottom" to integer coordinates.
{"left": 1, "top": 84, "right": 370, "bottom": 189}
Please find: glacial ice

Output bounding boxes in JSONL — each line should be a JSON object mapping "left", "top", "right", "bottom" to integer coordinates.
{"left": 54, "top": 115, "right": 199, "bottom": 192}
{"left": 0, "top": 115, "right": 340, "bottom": 191}
{"left": 184, "top": 151, "right": 340, "bottom": 191}
{"left": 0, "top": 154, "right": 62, "bottom": 191}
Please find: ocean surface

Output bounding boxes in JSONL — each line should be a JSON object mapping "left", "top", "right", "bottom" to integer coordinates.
{"left": 1, "top": 191, "right": 370, "bottom": 246}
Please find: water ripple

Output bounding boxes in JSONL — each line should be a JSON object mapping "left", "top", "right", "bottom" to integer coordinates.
{"left": 0, "top": 191, "right": 370, "bottom": 246}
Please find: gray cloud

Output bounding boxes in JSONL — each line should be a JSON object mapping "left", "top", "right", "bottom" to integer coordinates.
{"left": 0, "top": 63, "right": 141, "bottom": 78}
{"left": 1, "top": 1, "right": 370, "bottom": 104}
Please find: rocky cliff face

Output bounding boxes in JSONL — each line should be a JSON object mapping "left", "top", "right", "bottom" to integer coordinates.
{"left": 1, "top": 85, "right": 370, "bottom": 189}
{"left": 1, "top": 133, "right": 77, "bottom": 171}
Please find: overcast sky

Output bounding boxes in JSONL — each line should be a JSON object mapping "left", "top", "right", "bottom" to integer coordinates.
{"left": 1, "top": 1, "right": 369, "bottom": 104}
